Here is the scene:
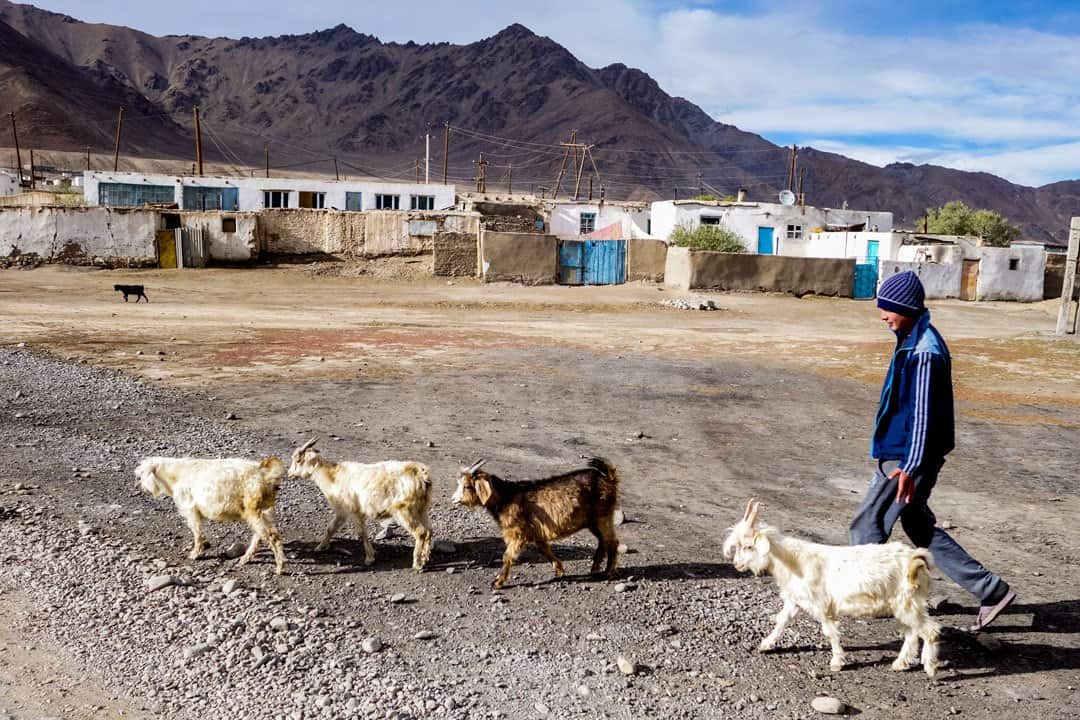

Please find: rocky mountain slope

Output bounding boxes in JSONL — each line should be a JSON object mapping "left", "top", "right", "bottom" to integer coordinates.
{"left": 0, "top": 1, "right": 1074, "bottom": 244}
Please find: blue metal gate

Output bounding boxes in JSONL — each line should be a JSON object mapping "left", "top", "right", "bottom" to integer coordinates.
{"left": 854, "top": 262, "right": 878, "bottom": 299}
{"left": 559, "top": 240, "right": 627, "bottom": 285}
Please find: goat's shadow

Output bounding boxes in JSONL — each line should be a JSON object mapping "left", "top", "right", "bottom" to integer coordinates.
{"left": 763, "top": 599, "right": 1080, "bottom": 680}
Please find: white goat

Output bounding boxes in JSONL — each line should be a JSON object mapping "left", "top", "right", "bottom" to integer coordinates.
{"left": 722, "top": 499, "right": 939, "bottom": 677}
{"left": 135, "top": 456, "right": 288, "bottom": 574}
{"left": 288, "top": 438, "right": 433, "bottom": 571}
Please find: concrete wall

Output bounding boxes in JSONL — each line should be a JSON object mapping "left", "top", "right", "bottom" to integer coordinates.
{"left": 664, "top": 246, "right": 854, "bottom": 296}
{"left": 976, "top": 246, "right": 1045, "bottom": 301}
{"left": 627, "top": 238, "right": 667, "bottom": 282}
{"left": 433, "top": 233, "right": 477, "bottom": 277}
{"left": 547, "top": 202, "right": 652, "bottom": 240}
{"left": 0, "top": 206, "right": 156, "bottom": 266}
{"left": 84, "top": 171, "right": 456, "bottom": 213}
{"left": 651, "top": 200, "right": 893, "bottom": 253}
{"left": 480, "top": 231, "right": 558, "bottom": 284}
{"left": 878, "top": 260, "right": 962, "bottom": 299}
{"left": 0, "top": 171, "right": 18, "bottom": 197}
{"left": 177, "top": 211, "right": 259, "bottom": 262}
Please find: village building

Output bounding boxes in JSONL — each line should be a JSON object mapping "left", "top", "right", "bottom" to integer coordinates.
{"left": 81, "top": 171, "right": 456, "bottom": 214}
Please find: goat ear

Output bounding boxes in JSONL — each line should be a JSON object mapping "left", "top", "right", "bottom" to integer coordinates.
{"left": 747, "top": 500, "right": 761, "bottom": 527}
{"left": 475, "top": 476, "right": 492, "bottom": 505}
{"left": 754, "top": 533, "right": 770, "bottom": 556}
{"left": 742, "top": 498, "right": 755, "bottom": 521}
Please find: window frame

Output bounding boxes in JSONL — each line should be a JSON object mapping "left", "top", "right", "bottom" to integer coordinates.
{"left": 263, "top": 190, "right": 290, "bottom": 209}
{"left": 375, "top": 193, "right": 401, "bottom": 210}
{"left": 786, "top": 223, "right": 804, "bottom": 240}
{"left": 410, "top": 194, "right": 435, "bottom": 211}
{"left": 579, "top": 211, "right": 597, "bottom": 235}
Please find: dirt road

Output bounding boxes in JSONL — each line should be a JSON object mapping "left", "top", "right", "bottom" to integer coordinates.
{"left": 1, "top": 264, "right": 1077, "bottom": 719}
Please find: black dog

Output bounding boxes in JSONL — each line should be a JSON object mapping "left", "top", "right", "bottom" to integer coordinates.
{"left": 114, "top": 284, "right": 149, "bottom": 303}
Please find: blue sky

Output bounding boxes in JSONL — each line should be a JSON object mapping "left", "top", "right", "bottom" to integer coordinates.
{"left": 19, "top": 0, "right": 1080, "bottom": 185}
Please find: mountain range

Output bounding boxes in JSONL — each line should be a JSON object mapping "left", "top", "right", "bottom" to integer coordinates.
{"left": 0, "top": 0, "right": 1074, "bottom": 245}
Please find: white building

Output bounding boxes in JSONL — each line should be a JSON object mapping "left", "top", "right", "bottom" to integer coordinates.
{"left": 546, "top": 200, "right": 653, "bottom": 240}
{"left": 82, "top": 171, "right": 456, "bottom": 213}
{"left": 650, "top": 198, "right": 893, "bottom": 254}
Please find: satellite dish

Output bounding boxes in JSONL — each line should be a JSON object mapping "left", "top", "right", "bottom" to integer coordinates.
{"left": 778, "top": 190, "right": 796, "bottom": 206}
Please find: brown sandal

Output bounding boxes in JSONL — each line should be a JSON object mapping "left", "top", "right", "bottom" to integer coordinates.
{"left": 970, "top": 590, "right": 1016, "bottom": 632}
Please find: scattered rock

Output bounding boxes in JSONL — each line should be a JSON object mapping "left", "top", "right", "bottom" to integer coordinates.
{"left": 223, "top": 541, "right": 247, "bottom": 559}
{"left": 534, "top": 702, "right": 550, "bottom": 716}
{"left": 269, "top": 616, "right": 289, "bottom": 632}
{"left": 361, "top": 636, "right": 383, "bottom": 654}
{"left": 613, "top": 509, "right": 625, "bottom": 526}
{"left": 414, "top": 630, "right": 437, "bottom": 640}
{"left": 613, "top": 582, "right": 636, "bottom": 593}
{"left": 616, "top": 655, "right": 637, "bottom": 676}
{"left": 182, "top": 643, "right": 213, "bottom": 660}
{"left": 146, "top": 575, "right": 179, "bottom": 593}
{"left": 811, "top": 696, "right": 846, "bottom": 714}
{"left": 390, "top": 593, "right": 408, "bottom": 604}
{"left": 222, "top": 578, "right": 239, "bottom": 595}
{"left": 585, "top": 633, "right": 605, "bottom": 642}
{"left": 224, "top": 412, "right": 238, "bottom": 421}
{"left": 577, "top": 685, "right": 590, "bottom": 698}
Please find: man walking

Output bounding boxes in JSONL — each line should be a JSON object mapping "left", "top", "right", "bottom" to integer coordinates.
{"left": 849, "top": 271, "right": 1015, "bottom": 631}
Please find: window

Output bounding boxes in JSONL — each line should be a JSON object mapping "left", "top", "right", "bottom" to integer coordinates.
{"left": 579, "top": 212, "right": 596, "bottom": 235}
{"left": 221, "top": 217, "right": 237, "bottom": 233}
{"left": 700, "top": 216, "right": 723, "bottom": 226}
{"left": 410, "top": 195, "right": 435, "bottom": 210}
{"left": 345, "top": 192, "right": 363, "bottom": 211}
{"left": 182, "top": 186, "right": 238, "bottom": 211}
{"left": 1009, "top": 258, "right": 1020, "bottom": 270}
{"left": 98, "top": 182, "right": 175, "bottom": 207}
{"left": 786, "top": 223, "right": 804, "bottom": 240}
{"left": 263, "top": 190, "right": 290, "bottom": 208}
{"left": 375, "top": 194, "right": 400, "bottom": 210}
{"left": 299, "top": 191, "right": 326, "bottom": 209}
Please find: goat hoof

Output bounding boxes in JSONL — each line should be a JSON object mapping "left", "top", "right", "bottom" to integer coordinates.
{"left": 758, "top": 641, "right": 776, "bottom": 653}
{"left": 829, "top": 660, "right": 845, "bottom": 672}
{"left": 363, "top": 557, "right": 375, "bottom": 567}
{"left": 314, "top": 543, "right": 329, "bottom": 552}
{"left": 891, "top": 658, "right": 913, "bottom": 672}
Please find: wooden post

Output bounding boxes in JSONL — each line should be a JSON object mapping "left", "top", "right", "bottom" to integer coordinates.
{"left": 476, "top": 153, "right": 487, "bottom": 193}
{"left": 798, "top": 167, "right": 806, "bottom": 206}
{"left": 334, "top": 157, "right": 340, "bottom": 181}
{"left": 588, "top": 175, "right": 593, "bottom": 201}
{"left": 193, "top": 106, "right": 203, "bottom": 177}
{"left": 415, "top": 158, "right": 420, "bottom": 184}
{"left": 10, "top": 113, "right": 24, "bottom": 187}
{"left": 85, "top": 146, "right": 91, "bottom": 171}
{"left": 786, "top": 144, "right": 798, "bottom": 192}
{"left": 264, "top": 144, "right": 269, "bottom": 178}
{"left": 29, "top": 148, "right": 35, "bottom": 190}
{"left": 442, "top": 121, "right": 449, "bottom": 185}
{"left": 573, "top": 144, "right": 587, "bottom": 200}
{"left": 1057, "top": 217, "right": 1080, "bottom": 335}
{"left": 425, "top": 133, "right": 430, "bottom": 184}
{"left": 553, "top": 129, "right": 576, "bottom": 199}
{"left": 507, "top": 163, "right": 512, "bottom": 195}
{"left": 113, "top": 107, "right": 124, "bottom": 172}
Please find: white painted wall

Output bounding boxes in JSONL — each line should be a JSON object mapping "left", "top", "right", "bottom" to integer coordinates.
{"left": 649, "top": 200, "right": 893, "bottom": 253}
{"left": 977, "top": 246, "right": 1045, "bottom": 301}
{"left": 546, "top": 202, "right": 653, "bottom": 239}
{"left": 0, "top": 206, "right": 156, "bottom": 260}
{"left": 0, "top": 171, "right": 19, "bottom": 197}
{"left": 788, "top": 231, "right": 900, "bottom": 260}
{"left": 83, "top": 171, "right": 456, "bottom": 213}
{"left": 176, "top": 212, "right": 259, "bottom": 262}
{"left": 878, "top": 260, "right": 962, "bottom": 299}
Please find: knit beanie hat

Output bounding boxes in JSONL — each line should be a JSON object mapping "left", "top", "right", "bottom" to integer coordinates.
{"left": 877, "top": 271, "right": 926, "bottom": 317}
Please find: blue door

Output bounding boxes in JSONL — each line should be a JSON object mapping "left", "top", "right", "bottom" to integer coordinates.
{"left": 866, "top": 240, "right": 880, "bottom": 262}
{"left": 559, "top": 240, "right": 626, "bottom": 285}
{"left": 854, "top": 240, "right": 880, "bottom": 298}
{"left": 757, "top": 227, "right": 774, "bottom": 255}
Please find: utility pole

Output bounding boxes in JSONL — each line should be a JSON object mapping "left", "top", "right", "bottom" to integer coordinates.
{"left": 415, "top": 158, "right": 420, "bottom": 184}
{"left": 786, "top": 144, "right": 799, "bottom": 192}
{"left": 697, "top": 172, "right": 703, "bottom": 197}
{"left": 425, "top": 132, "right": 430, "bottom": 183}
{"left": 113, "top": 107, "right": 124, "bottom": 172}
{"left": 507, "top": 163, "right": 512, "bottom": 195}
{"left": 588, "top": 175, "right": 593, "bottom": 201}
{"left": 85, "top": 147, "right": 91, "bottom": 171}
{"left": 193, "top": 106, "right": 204, "bottom": 177}
{"left": 572, "top": 143, "right": 590, "bottom": 200}
{"left": 29, "top": 149, "right": 35, "bottom": 190}
{"left": 552, "top": 129, "right": 576, "bottom": 199}
{"left": 475, "top": 153, "right": 487, "bottom": 193}
{"left": 9, "top": 113, "right": 24, "bottom": 187}
{"left": 442, "top": 121, "right": 449, "bottom": 185}
{"left": 334, "top": 157, "right": 340, "bottom": 181}
{"left": 798, "top": 167, "right": 806, "bottom": 206}
{"left": 264, "top": 144, "right": 270, "bottom": 178}
{"left": 1057, "top": 217, "right": 1080, "bottom": 335}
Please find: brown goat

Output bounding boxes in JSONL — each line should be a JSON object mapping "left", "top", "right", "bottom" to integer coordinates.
{"left": 452, "top": 457, "right": 620, "bottom": 589}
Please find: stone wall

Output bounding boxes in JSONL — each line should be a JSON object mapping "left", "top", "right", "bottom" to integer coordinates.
{"left": 258, "top": 209, "right": 361, "bottom": 255}
{"left": 0, "top": 206, "right": 157, "bottom": 267}
{"left": 480, "top": 231, "right": 558, "bottom": 284}
{"left": 664, "top": 246, "right": 854, "bottom": 296}
{"left": 433, "top": 233, "right": 477, "bottom": 277}
{"left": 473, "top": 202, "right": 546, "bottom": 234}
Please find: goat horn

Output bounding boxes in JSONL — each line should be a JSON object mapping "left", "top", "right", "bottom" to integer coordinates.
{"left": 298, "top": 437, "right": 319, "bottom": 453}
{"left": 747, "top": 500, "right": 761, "bottom": 526}
{"left": 466, "top": 459, "right": 487, "bottom": 473}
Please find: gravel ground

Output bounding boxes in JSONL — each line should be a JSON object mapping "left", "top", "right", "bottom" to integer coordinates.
{"left": 2, "top": 344, "right": 1077, "bottom": 720}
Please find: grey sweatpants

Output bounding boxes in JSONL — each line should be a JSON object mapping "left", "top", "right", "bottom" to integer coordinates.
{"left": 849, "top": 459, "right": 1009, "bottom": 605}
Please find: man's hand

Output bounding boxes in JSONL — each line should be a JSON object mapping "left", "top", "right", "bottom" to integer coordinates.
{"left": 890, "top": 468, "right": 914, "bottom": 504}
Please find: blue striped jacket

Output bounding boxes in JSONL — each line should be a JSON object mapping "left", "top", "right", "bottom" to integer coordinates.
{"left": 872, "top": 311, "right": 955, "bottom": 474}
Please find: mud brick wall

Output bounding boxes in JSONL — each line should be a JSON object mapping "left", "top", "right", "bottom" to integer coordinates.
{"left": 433, "top": 232, "right": 477, "bottom": 277}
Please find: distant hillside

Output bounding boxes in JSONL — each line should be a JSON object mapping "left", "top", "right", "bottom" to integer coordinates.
{"left": 0, "top": 0, "right": 1074, "bottom": 244}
